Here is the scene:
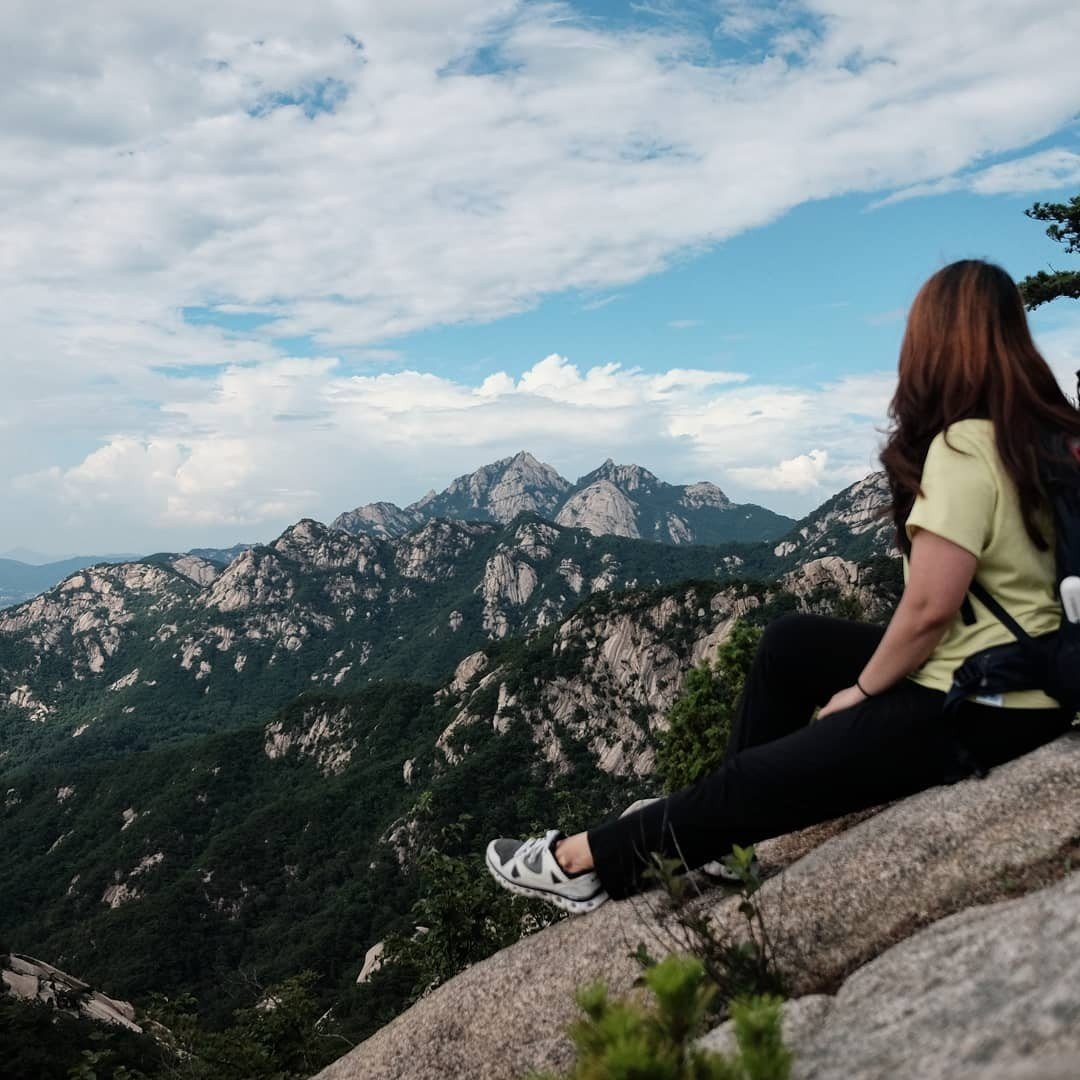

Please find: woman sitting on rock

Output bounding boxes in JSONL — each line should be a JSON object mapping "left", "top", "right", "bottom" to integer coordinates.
{"left": 486, "top": 259, "right": 1079, "bottom": 914}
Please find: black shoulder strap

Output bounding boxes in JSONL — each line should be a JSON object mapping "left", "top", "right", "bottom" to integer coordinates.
{"left": 969, "top": 579, "right": 1033, "bottom": 644}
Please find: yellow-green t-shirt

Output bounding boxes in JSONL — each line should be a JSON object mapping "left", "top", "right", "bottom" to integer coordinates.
{"left": 904, "top": 418, "right": 1061, "bottom": 708}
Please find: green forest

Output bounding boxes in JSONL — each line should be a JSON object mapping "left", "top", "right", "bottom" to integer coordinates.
{"left": 0, "top": 556, "right": 902, "bottom": 1078}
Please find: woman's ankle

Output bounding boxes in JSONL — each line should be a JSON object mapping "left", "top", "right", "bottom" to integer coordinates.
{"left": 554, "top": 833, "right": 595, "bottom": 874}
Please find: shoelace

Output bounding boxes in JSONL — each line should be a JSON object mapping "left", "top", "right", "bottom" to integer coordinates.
{"left": 516, "top": 829, "right": 561, "bottom": 872}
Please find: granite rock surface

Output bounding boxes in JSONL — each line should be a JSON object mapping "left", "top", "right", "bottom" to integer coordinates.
{"left": 315, "top": 733, "right": 1080, "bottom": 1080}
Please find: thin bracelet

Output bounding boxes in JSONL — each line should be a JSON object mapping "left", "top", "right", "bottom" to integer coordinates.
{"left": 856, "top": 677, "right": 873, "bottom": 698}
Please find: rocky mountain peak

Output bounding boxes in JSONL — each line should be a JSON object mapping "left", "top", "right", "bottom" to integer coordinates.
{"left": 328, "top": 451, "right": 794, "bottom": 546}
{"left": 331, "top": 501, "right": 423, "bottom": 541}
{"left": 272, "top": 519, "right": 383, "bottom": 573}
{"left": 406, "top": 451, "right": 571, "bottom": 524}
{"left": 679, "top": 481, "right": 732, "bottom": 511}
{"left": 578, "top": 459, "right": 660, "bottom": 493}
{"left": 772, "top": 471, "right": 893, "bottom": 564}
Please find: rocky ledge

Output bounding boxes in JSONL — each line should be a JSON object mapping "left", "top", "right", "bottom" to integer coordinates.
{"left": 315, "top": 732, "right": 1080, "bottom": 1080}
{"left": 1, "top": 953, "right": 141, "bottom": 1032}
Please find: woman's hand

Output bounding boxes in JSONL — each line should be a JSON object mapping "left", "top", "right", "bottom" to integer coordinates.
{"left": 818, "top": 684, "right": 869, "bottom": 719}
{"left": 845, "top": 529, "right": 976, "bottom": 704}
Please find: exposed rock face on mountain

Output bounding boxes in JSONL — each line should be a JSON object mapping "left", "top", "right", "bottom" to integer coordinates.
{"left": 577, "top": 460, "right": 663, "bottom": 494}
{"left": 773, "top": 472, "right": 894, "bottom": 567}
{"left": 167, "top": 554, "right": 220, "bottom": 586}
{"left": 552, "top": 458, "right": 791, "bottom": 547}
{"left": 332, "top": 452, "right": 795, "bottom": 546}
{"left": 2, "top": 952, "right": 141, "bottom": 1032}
{"left": 431, "top": 584, "right": 769, "bottom": 781}
{"left": 0, "top": 555, "right": 148, "bottom": 610}
{"left": 314, "top": 734, "right": 1080, "bottom": 1080}
{"left": 679, "top": 481, "right": 732, "bottom": 510}
{"left": 264, "top": 703, "right": 357, "bottom": 776}
{"left": 555, "top": 479, "right": 641, "bottom": 538}
{"left": 384, "top": 557, "right": 897, "bottom": 855}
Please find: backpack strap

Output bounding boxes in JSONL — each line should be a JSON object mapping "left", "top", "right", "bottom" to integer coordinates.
{"left": 968, "top": 579, "right": 1033, "bottom": 644}
{"left": 960, "top": 596, "right": 977, "bottom": 626}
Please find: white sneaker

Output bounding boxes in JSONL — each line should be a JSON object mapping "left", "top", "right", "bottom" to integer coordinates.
{"left": 485, "top": 829, "right": 609, "bottom": 915}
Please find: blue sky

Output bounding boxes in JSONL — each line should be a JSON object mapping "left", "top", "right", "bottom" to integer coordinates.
{"left": 2, "top": 0, "right": 1080, "bottom": 555}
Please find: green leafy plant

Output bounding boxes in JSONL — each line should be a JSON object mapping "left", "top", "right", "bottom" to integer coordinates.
{"left": 530, "top": 953, "right": 790, "bottom": 1080}
{"left": 639, "top": 844, "right": 783, "bottom": 1010}
{"left": 378, "top": 820, "right": 560, "bottom": 1006}
{"left": 67, "top": 1047, "right": 148, "bottom": 1080}
{"left": 656, "top": 621, "right": 762, "bottom": 793}
{"left": 145, "top": 971, "right": 348, "bottom": 1080}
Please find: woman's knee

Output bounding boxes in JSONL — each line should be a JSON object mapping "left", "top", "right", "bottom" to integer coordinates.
{"left": 757, "top": 613, "right": 823, "bottom": 661}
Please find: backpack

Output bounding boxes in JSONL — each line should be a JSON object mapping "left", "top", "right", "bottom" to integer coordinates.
{"left": 943, "top": 431, "right": 1080, "bottom": 715}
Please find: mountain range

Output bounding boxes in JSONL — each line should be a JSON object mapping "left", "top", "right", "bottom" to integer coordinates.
{"left": 0, "top": 451, "right": 843, "bottom": 611}
{"left": 0, "top": 461, "right": 892, "bottom": 779}
{"left": 332, "top": 451, "right": 796, "bottom": 546}
{"left": 0, "top": 556, "right": 143, "bottom": 611}
{"left": 0, "top": 549, "right": 901, "bottom": 1043}
{"left": 0, "top": 452, "right": 898, "bottom": 1067}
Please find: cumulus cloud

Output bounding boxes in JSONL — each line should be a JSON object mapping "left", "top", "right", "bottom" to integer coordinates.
{"left": 13, "top": 317, "right": 1080, "bottom": 551}
{"left": 12, "top": 354, "right": 896, "bottom": 549}
{"left": 4, "top": 0, "right": 1080, "bottom": 548}
{"left": 5, "top": 0, "right": 1080, "bottom": 372}
{"left": 730, "top": 449, "right": 830, "bottom": 492}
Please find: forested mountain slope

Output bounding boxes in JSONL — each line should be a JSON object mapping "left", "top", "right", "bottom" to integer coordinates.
{"left": 0, "top": 556, "right": 900, "bottom": 1043}
{"left": 0, "top": 517, "right": 763, "bottom": 777}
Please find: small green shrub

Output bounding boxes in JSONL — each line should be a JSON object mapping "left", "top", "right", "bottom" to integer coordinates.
{"left": 656, "top": 621, "right": 762, "bottom": 793}
{"left": 145, "top": 971, "right": 345, "bottom": 1079}
{"left": 530, "top": 953, "right": 790, "bottom": 1080}
{"left": 641, "top": 845, "right": 784, "bottom": 1009}
{"left": 380, "top": 822, "right": 559, "bottom": 1005}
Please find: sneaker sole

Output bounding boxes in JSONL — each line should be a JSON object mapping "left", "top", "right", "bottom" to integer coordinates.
{"left": 484, "top": 849, "right": 608, "bottom": 915}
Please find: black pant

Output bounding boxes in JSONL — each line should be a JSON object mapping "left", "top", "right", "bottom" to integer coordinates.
{"left": 588, "top": 614, "right": 1071, "bottom": 900}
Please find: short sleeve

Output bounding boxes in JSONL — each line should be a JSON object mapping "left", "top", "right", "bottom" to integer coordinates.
{"left": 905, "top": 426, "right": 997, "bottom": 558}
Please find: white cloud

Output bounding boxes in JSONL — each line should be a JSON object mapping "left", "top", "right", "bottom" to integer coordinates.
{"left": 12, "top": 354, "right": 890, "bottom": 548}
{"left": 877, "top": 148, "right": 1080, "bottom": 206}
{"left": 730, "top": 449, "right": 829, "bottom": 492}
{"left": 4, "top": 0, "right": 1080, "bottom": 374}
{"left": 581, "top": 294, "right": 623, "bottom": 311}
{"left": 4, "top": 0, "right": 1080, "bottom": 547}
{"left": 12, "top": 318, "right": 1080, "bottom": 551}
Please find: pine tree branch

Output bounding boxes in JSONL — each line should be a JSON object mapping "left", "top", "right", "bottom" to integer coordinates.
{"left": 1018, "top": 269, "right": 1080, "bottom": 310}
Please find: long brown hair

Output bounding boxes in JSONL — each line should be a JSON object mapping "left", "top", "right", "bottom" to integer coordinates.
{"left": 880, "top": 259, "right": 1080, "bottom": 553}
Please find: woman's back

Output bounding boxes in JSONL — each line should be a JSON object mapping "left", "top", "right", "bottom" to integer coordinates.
{"left": 905, "top": 418, "right": 1059, "bottom": 708}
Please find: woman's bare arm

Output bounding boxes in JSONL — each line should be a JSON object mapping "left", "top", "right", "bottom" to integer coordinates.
{"left": 819, "top": 529, "right": 977, "bottom": 717}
